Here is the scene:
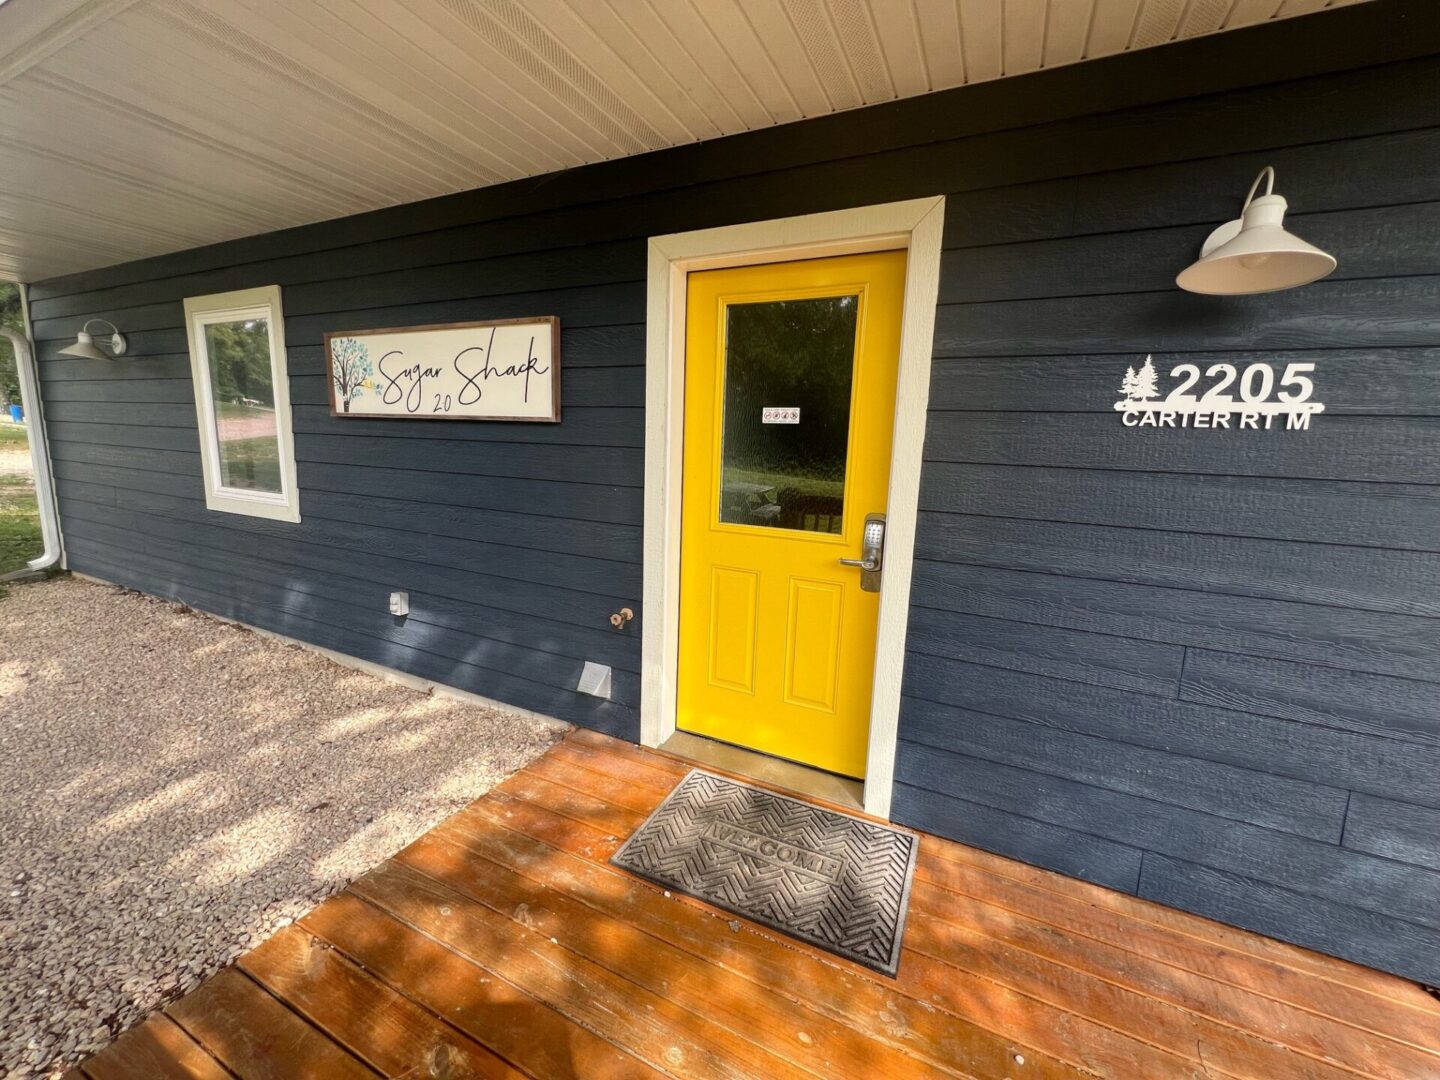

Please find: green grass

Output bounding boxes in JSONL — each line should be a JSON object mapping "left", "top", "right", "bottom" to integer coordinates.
{"left": 0, "top": 478, "right": 40, "bottom": 577}
{"left": 0, "top": 423, "right": 42, "bottom": 581}
{"left": 219, "top": 435, "right": 282, "bottom": 492}
{"left": 725, "top": 465, "right": 845, "bottom": 500}
{"left": 213, "top": 402, "right": 282, "bottom": 491}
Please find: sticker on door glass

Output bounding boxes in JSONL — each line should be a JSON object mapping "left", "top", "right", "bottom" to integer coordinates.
{"left": 762, "top": 407, "right": 800, "bottom": 424}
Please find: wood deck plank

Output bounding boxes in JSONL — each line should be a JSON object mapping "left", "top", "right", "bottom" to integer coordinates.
{"left": 299, "top": 891, "right": 662, "bottom": 1079}
{"left": 80, "top": 1016, "right": 231, "bottom": 1080}
{"left": 482, "top": 767, "right": 1241, "bottom": 1079}
{"left": 237, "top": 923, "right": 527, "bottom": 1080}
{"left": 397, "top": 822, "right": 971, "bottom": 1080}
{"left": 564, "top": 729, "right": 1440, "bottom": 1007}
{"left": 905, "top": 906, "right": 1363, "bottom": 1080}
{"left": 546, "top": 730, "right": 1440, "bottom": 1078}
{"left": 493, "top": 770, "right": 645, "bottom": 855}
{"left": 351, "top": 859, "right": 817, "bottom": 1080}
{"left": 449, "top": 788, "right": 1213, "bottom": 1080}
{"left": 549, "top": 739, "right": 680, "bottom": 797}
{"left": 914, "top": 856, "right": 1440, "bottom": 1064}
{"left": 567, "top": 729, "right": 1439, "bottom": 1013}
{"left": 915, "top": 848, "right": 1439, "bottom": 1023}
{"left": 435, "top": 800, "right": 1064, "bottom": 1077}
{"left": 521, "top": 752, "right": 662, "bottom": 814}
{"left": 918, "top": 826, "right": 1438, "bottom": 1006}
{"left": 76, "top": 730, "right": 1440, "bottom": 1080}
{"left": 569, "top": 729, "right": 881, "bottom": 818}
{"left": 166, "top": 967, "right": 379, "bottom": 1080}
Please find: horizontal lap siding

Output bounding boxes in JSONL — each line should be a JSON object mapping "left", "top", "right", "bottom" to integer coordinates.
{"left": 35, "top": 269, "right": 649, "bottom": 738}
{"left": 896, "top": 40, "right": 1440, "bottom": 981}
{"left": 28, "top": 2, "right": 1440, "bottom": 984}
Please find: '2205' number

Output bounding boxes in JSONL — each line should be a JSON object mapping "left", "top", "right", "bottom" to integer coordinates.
{"left": 1166, "top": 362, "right": 1315, "bottom": 406}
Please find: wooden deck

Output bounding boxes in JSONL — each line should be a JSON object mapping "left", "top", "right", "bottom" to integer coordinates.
{"left": 78, "top": 729, "right": 1440, "bottom": 1079}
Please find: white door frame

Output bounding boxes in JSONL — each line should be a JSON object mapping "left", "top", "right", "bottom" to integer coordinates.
{"left": 640, "top": 196, "right": 945, "bottom": 820}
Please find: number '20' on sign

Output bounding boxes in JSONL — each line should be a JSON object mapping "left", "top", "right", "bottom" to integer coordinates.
{"left": 1115, "top": 355, "right": 1325, "bottom": 430}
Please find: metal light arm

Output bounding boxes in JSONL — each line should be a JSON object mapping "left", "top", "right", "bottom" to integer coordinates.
{"left": 1242, "top": 166, "right": 1276, "bottom": 210}
{"left": 80, "top": 318, "right": 127, "bottom": 355}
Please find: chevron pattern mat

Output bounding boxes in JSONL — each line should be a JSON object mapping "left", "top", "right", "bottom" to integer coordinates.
{"left": 611, "top": 769, "right": 918, "bottom": 975}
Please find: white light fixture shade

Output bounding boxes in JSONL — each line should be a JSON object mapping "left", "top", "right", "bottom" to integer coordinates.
{"left": 57, "top": 320, "right": 128, "bottom": 360}
{"left": 57, "top": 331, "right": 109, "bottom": 360}
{"left": 1177, "top": 168, "right": 1337, "bottom": 295}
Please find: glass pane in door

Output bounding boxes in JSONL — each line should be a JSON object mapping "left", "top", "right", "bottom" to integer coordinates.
{"left": 718, "top": 295, "right": 858, "bottom": 534}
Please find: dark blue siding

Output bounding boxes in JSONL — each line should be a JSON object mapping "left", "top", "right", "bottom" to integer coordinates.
{"left": 26, "top": 1, "right": 1440, "bottom": 984}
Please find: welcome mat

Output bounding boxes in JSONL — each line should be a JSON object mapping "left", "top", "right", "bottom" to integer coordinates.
{"left": 611, "top": 769, "right": 918, "bottom": 976}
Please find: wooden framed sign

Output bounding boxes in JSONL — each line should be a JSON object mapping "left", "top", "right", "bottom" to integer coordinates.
{"left": 324, "top": 317, "right": 559, "bottom": 421}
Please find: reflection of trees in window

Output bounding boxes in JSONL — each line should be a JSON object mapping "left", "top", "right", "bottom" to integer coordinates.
{"left": 205, "top": 319, "right": 281, "bottom": 493}
{"left": 206, "top": 320, "right": 274, "bottom": 406}
{"left": 723, "top": 296, "right": 856, "bottom": 477}
{"left": 721, "top": 295, "right": 858, "bottom": 534}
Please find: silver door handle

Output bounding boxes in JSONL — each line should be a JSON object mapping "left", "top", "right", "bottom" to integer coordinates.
{"left": 839, "top": 513, "right": 886, "bottom": 592}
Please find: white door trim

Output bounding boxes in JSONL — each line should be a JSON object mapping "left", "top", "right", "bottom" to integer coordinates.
{"left": 641, "top": 196, "right": 945, "bottom": 820}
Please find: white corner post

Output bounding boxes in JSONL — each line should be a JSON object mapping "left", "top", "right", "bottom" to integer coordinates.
{"left": 640, "top": 197, "right": 946, "bottom": 819}
{"left": 3, "top": 285, "right": 64, "bottom": 571}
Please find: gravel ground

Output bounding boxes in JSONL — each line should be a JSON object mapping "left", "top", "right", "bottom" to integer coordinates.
{"left": 0, "top": 576, "right": 566, "bottom": 1078}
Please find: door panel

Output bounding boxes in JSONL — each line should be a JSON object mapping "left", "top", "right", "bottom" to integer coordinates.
{"left": 677, "top": 250, "right": 906, "bottom": 778}
{"left": 784, "top": 578, "right": 843, "bottom": 711}
{"left": 708, "top": 567, "right": 758, "bottom": 693}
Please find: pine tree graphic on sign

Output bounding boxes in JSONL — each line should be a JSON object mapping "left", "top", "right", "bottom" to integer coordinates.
{"left": 1132, "top": 355, "right": 1160, "bottom": 401}
{"left": 1120, "top": 366, "right": 1139, "bottom": 400}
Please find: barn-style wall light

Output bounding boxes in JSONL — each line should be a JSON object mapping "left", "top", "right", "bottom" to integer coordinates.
{"left": 1177, "top": 167, "right": 1337, "bottom": 295}
{"left": 58, "top": 318, "right": 128, "bottom": 360}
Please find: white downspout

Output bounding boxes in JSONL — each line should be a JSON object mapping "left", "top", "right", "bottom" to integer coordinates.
{"left": 3, "top": 282, "right": 63, "bottom": 571}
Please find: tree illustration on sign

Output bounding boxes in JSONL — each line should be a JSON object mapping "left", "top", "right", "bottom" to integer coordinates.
{"left": 330, "top": 337, "right": 373, "bottom": 412}
{"left": 1120, "top": 366, "right": 1139, "bottom": 400}
{"left": 1132, "top": 354, "right": 1160, "bottom": 401}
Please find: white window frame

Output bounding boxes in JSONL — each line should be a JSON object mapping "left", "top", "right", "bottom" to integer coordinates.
{"left": 184, "top": 285, "right": 300, "bottom": 522}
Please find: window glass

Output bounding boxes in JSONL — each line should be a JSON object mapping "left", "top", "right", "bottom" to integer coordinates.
{"left": 185, "top": 285, "right": 297, "bottom": 522}
{"left": 718, "top": 295, "right": 858, "bottom": 534}
{"left": 203, "top": 317, "right": 281, "bottom": 493}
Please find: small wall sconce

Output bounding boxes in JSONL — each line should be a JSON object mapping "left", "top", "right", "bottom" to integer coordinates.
{"left": 1177, "top": 167, "right": 1337, "bottom": 295}
{"left": 58, "top": 319, "right": 128, "bottom": 360}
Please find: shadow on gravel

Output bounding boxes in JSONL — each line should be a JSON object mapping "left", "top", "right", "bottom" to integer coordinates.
{"left": 0, "top": 576, "right": 565, "bottom": 1078}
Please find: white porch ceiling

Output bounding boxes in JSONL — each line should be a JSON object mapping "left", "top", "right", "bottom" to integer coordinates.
{"left": 0, "top": 0, "right": 1367, "bottom": 283}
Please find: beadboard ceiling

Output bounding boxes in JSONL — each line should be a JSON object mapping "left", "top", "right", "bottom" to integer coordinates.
{"left": 0, "top": 0, "right": 1367, "bottom": 282}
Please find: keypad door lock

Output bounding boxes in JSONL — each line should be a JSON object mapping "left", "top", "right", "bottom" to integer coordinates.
{"left": 839, "top": 513, "right": 886, "bottom": 592}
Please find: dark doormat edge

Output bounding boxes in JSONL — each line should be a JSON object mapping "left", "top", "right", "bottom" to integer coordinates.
{"left": 610, "top": 768, "right": 919, "bottom": 977}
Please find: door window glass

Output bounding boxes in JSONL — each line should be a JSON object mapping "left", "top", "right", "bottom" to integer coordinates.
{"left": 718, "top": 295, "right": 858, "bottom": 534}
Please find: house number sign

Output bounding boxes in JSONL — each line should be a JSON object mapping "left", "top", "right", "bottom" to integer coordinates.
{"left": 325, "top": 317, "right": 559, "bottom": 422}
{"left": 1115, "top": 355, "right": 1324, "bottom": 430}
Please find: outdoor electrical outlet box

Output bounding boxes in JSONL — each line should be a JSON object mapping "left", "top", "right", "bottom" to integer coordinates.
{"left": 576, "top": 661, "right": 612, "bottom": 700}
{"left": 389, "top": 591, "right": 409, "bottom": 617}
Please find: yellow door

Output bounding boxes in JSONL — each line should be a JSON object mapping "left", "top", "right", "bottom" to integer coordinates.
{"left": 677, "top": 250, "right": 906, "bottom": 778}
